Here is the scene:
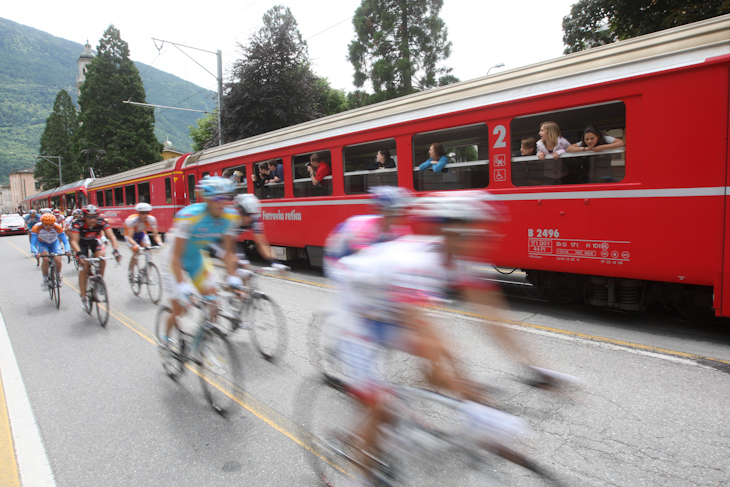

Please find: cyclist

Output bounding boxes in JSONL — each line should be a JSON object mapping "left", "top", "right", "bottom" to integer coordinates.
{"left": 70, "top": 205, "right": 122, "bottom": 312}
{"left": 52, "top": 208, "right": 64, "bottom": 224}
{"left": 24, "top": 209, "right": 40, "bottom": 244}
{"left": 30, "top": 213, "right": 71, "bottom": 290}
{"left": 323, "top": 186, "right": 413, "bottom": 279}
{"left": 124, "top": 202, "right": 163, "bottom": 282}
{"left": 160, "top": 177, "right": 242, "bottom": 343}
{"left": 333, "top": 192, "right": 534, "bottom": 483}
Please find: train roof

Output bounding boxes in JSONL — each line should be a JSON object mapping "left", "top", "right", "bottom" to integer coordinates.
{"left": 189, "top": 13, "right": 730, "bottom": 167}
{"left": 50, "top": 178, "right": 94, "bottom": 196}
{"left": 88, "top": 157, "right": 180, "bottom": 190}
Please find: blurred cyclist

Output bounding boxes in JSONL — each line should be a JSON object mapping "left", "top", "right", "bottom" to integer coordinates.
{"left": 161, "top": 177, "right": 242, "bottom": 343}
{"left": 124, "top": 202, "right": 163, "bottom": 281}
{"left": 70, "top": 205, "right": 122, "bottom": 312}
{"left": 30, "top": 213, "right": 71, "bottom": 290}
{"left": 24, "top": 209, "right": 40, "bottom": 246}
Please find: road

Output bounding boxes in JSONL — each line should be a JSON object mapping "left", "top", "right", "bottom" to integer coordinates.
{"left": 0, "top": 234, "right": 728, "bottom": 486}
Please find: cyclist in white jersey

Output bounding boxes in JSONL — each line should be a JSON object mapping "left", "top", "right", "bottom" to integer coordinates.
{"left": 124, "top": 203, "right": 163, "bottom": 281}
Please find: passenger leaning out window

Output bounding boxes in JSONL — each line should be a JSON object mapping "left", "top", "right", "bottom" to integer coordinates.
{"left": 566, "top": 125, "right": 625, "bottom": 153}
{"left": 536, "top": 121, "right": 572, "bottom": 184}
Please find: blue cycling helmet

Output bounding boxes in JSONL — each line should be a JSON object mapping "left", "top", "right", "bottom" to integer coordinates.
{"left": 196, "top": 176, "right": 235, "bottom": 198}
{"left": 368, "top": 186, "right": 414, "bottom": 214}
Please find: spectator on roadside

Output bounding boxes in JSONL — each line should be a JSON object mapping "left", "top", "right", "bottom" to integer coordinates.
{"left": 268, "top": 160, "right": 284, "bottom": 183}
{"left": 566, "top": 125, "right": 625, "bottom": 153}
{"left": 307, "top": 153, "right": 331, "bottom": 187}
{"left": 536, "top": 121, "right": 572, "bottom": 184}
{"left": 417, "top": 143, "right": 449, "bottom": 173}
{"left": 368, "top": 149, "right": 397, "bottom": 170}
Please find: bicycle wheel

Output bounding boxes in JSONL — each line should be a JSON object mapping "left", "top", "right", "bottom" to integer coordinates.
{"left": 154, "top": 306, "right": 186, "bottom": 381}
{"left": 308, "top": 309, "right": 349, "bottom": 391}
{"left": 47, "top": 265, "right": 56, "bottom": 301}
{"left": 197, "top": 326, "right": 241, "bottom": 415}
{"left": 93, "top": 278, "right": 110, "bottom": 327}
{"left": 129, "top": 262, "right": 142, "bottom": 296}
{"left": 51, "top": 265, "right": 61, "bottom": 309}
{"left": 146, "top": 262, "right": 163, "bottom": 305}
{"left": 248, "top": 294, "right": 288, "bottom": 362}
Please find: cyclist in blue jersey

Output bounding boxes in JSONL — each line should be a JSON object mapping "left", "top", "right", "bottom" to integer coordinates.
{"left": 24, "top": 209, "right": 40, "bottom": 244}
{"left": 161, "top": 177, "right": 242, "bottom": 342}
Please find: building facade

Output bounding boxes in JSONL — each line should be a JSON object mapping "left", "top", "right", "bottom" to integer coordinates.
{"left": 9, "top": 169, "right": 39, "bottom": 212}
{"left": 1, "top": 185, "right": 13, "bottom": 213}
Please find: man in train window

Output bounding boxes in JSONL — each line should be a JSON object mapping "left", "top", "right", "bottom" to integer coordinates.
{"left": 306, "top": 152, "right": 331, "bottom": 187}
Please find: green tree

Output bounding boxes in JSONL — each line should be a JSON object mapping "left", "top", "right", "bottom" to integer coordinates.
{"left": 74, "top": 25, "right": 161, "bottom": 178}
{"left": 222, "top": 6, "right": 328, "bottom": 143}
{"left": 348, "top": 0, "right": 453, "bottom": 101}
{"left": 563, "top": 0, "right": 730, "bottom": 54}
{"left": 37, "top": 90, "right": 78, "bottom": 190}
{"left": 189, "top": 111, "right": 219, "bottom": 152}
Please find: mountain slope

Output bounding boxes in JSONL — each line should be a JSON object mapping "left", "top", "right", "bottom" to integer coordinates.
{"left": 0, "top": 17, "right": 215, "bottom": 183}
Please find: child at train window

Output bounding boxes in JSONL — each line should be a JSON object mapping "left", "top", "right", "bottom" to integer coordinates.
{"left": 520, "top": 137, "right": 537, "bottom": 157}
{"left": 536, "top": 121, "right": 572, "bottom": 184}
{"left": 565, "top": 125, "right": 625, "bottom": 153}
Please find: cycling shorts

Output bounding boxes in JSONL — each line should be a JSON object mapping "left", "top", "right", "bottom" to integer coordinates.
{"left": 129, "top": 232, "right": 151, "bottom": 248}
{"left": 36, "top": 240, "right": 62, "bottom": 255}
{"left": 163, "top": 252, "right": 217, "bottom": 301}
{"left": 79, "top": 239, "right": 103, "bottom": 257}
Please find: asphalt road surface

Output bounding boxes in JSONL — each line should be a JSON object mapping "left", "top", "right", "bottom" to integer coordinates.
{"left": 1, "top": 234, "right": 728, "bottom": 486}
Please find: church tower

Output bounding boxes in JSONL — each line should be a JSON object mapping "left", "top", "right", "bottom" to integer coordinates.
{"left": 76, "top": 40, "right": 95, "bottom": 95}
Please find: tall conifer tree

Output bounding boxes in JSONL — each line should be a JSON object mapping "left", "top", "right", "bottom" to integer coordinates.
{"left": 37, "top": 89, "right": 77, "bottom": 190}
{"left": 75, "top": 25, "right": 161, "bottom": 177}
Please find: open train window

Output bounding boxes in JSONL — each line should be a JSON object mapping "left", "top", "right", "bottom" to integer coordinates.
{"left": 293, "top": 151, "right": 332, "bottom": 198}
{"left": 138, "top": 182, "right": 150, "bottom": 203}
{"left": 78, "top": 192, "right": 87, "bottom": 207}
{"left": 104, "top": 189, "right": 113, "bottom": 207}
{"left": 96, "top": 190, "right": 104, "bottom": 206}
{"left": 511, "top": 101, "right": 626, "bottom": 186}
{"left": 125, "top": 185, "right": 136, "bottom": 206}
{"left": 187, "top": 174, "right": 197, "bottom": 204}
{"left": 114, "top": 187, "right": 124, "bottom": 206}
{"left": 413, "top": 124, "right": 489, "bottom": 192}
{"left": 252, "top": 159, "right": 284, "bottom": 200}
{"left": 343, "top": 139, "right": 397, "bottom": 195}
{"left": 222, "top": 165, "right": 247, "bottom": 191}
{"left": 67, "top": 193, "right": 77, "bottom": 209}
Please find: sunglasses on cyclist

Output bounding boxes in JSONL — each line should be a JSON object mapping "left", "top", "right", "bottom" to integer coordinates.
{"left": 207, "top": 195, "right": 233, "bottom": 202}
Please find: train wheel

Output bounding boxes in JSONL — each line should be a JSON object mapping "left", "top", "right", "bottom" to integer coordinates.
{"left": 675, "top": 289, "right": 728, "bottom": 326}
{"left": 528, "top": 271, "right": 585, "bottom": 304}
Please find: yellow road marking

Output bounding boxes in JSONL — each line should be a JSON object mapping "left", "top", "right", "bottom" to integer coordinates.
{"left": 0, "top": 376, "right": 20, "bottom": 487}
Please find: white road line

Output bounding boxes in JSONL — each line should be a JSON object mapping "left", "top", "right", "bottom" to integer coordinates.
{"left": 0, "top": 309, "right": 56, "bottom": 487}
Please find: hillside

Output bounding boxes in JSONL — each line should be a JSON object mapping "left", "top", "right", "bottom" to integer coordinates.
{"left": 0, "top": 17, "right": 216, "bottom": 183}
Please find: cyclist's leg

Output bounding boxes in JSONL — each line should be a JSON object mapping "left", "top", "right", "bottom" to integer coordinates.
{"left": 39, "top": 245, "right": 50, "bottom": 279}
{"left": 192, "top": 254, "right": 219, "bottom": 322}
{"left": 78, "top": 240, "right": 96, "bottom": 298}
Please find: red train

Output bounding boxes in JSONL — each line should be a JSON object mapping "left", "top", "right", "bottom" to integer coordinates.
{"left": 23, "top": 15, "right": 730, "bottom": 322}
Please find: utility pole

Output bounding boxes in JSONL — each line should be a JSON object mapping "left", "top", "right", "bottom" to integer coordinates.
{"left": 151, "top": 38, "right": 223, "bottom": 146}
{"left": 37, "top": 155, "right": 62, "bottom": 187}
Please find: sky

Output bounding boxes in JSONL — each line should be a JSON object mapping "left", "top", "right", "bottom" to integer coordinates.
{"left": 3, "top": 0, "right": 578, "bottom": 95}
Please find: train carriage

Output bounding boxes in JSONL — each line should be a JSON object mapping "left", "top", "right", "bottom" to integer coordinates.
{"left": 87, "top": 155, "right": 189, "bottom": 233}
{"left": 179, "top": 15, "right": 730, "bottom": 321}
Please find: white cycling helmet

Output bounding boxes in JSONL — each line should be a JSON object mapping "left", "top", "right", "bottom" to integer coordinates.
{"left": 368, "top": 186, "right": 414, "bottom": 214}
{"left": 39, "top": 208, "right": 51, "bottom": 214}
{"left": 233, "top": 193, "right": 261, "bottom": 215}
{"left": 410, "top": 191, "right": 507, "bottom": 224}
{"left": 135, "top": 202, "right": 152, "bottom": 212}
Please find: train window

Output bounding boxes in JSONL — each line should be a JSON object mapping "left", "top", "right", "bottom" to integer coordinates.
{"left": 222, "top": 165, "right": 247, "bottom": 190}
{"left": 78, "top": 192, "right": 87, "bottom": 207}
{"left": 51, "top": 196, "right": 61, "bottom": 209}
{"left": 165, "top": 178, "right": 172, "bottom": 204}
{"left": 253, "top": 159, "right": 284, "bottom": 200}
{"left": 343, "top": 139, "right": 398, "bottom": 194}
{"left": 125, "top": 185, "right": 136, "bottom": 206}
{"left": 188, "top": 174, "right": 197, "bottom": 204}
{"left": 66, "top": 193, "right": 76, "bottom": 209}
{"left": 413, "top": 124, "right": 490, "bottom": 192}
{"left": 96, "top": 191, "right": 104, "bottom": 206}
{"left": 293, "top": 151, "right": 333, "bottom": 198}
{"left": 138, "top": 182, "right": 151, "bottom": 203}
{"left": 104, "top": 189, "right": 113, "bottom": 207}
{"left": 511, "top": 101, "right": 626, "bottom": 186}
{"left": 114, "top": 187, "right": 124, "bottom": 206}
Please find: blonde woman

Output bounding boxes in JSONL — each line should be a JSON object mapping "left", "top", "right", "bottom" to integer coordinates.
{"left": 536, "top": 121, "right": 572, "bottom": 184}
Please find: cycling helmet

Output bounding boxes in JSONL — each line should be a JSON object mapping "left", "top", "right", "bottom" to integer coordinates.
{"left": 66, "top": 209, "right": 73, "bottom": 216}
{"left": 41, "top": 213, "right": 57, "bottom": 225}
{"left": 29, "top": 209, "right": 37, "bottom": 215}
{"left": 368, "top": 186, "right": 414, "bottom": 213}
{"left": 52, "top": 209, "right": 61, "bottom": 215}
{"left": 196, "top": 176, "right": 235, "bottom": 198}
{"left": 39, "top": 208, "right": 51, "bottom": 214}
{"left": 135, "top": 202, "right": 152, "bottom": 213}
{"left": 410, "top": 191, "right": 507, "bottom": 224}
{"left": 73, "top": 209, "right": 83, "bottom": 217}
{"left": 233, "top": 194, "right": 261, "bottom": 215}
{"left": 81, "top": 205, "right": 99, "bottom": 217}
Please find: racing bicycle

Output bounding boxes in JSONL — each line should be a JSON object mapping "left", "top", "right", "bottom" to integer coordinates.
{"left": 155, "top": 294, "right": 242, "bottom": 415}
{"left": 38, "top": 253, "right": 65, "bottom": 309}
{"left": 129, "top": 246, "right": 163, "bottom": 304}
{"left": 81, "top": 257, "right": 113, "bottom": 327}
